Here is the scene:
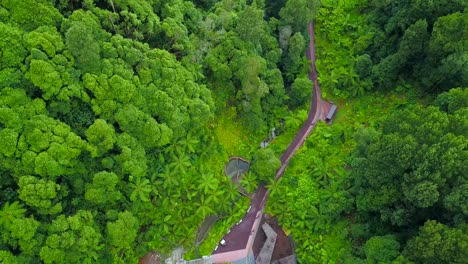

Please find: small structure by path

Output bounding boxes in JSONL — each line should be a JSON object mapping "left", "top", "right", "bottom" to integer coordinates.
{"left": 225, "top": 156, "right": 251, "bottom": 196}
{"left": 225, "top": 157, "right": 250, "bottom": 185}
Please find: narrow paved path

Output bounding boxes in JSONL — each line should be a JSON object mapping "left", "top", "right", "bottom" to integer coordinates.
{"left": 276, "top": 22, "right": 330, "bottom": 180}
{"left": 211, "top": 22, "right": 331, "bottom": 263}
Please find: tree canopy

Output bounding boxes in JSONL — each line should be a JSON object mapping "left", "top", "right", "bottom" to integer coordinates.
{"left": 0, "top": 0, "right": 314, "bottom": 262}
{"left": 0, "top": 0, "right": 466, "bottom": 263}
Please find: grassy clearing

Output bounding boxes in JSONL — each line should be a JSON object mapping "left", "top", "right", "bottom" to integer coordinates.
{"left": 212, "top": 106, "right": 263, "bottom": 159}
{"left": 319, "top": 90, "right": 413, "bottom": 160}
{"left": 330, "top": 91, "right": 409, "bottom": 127}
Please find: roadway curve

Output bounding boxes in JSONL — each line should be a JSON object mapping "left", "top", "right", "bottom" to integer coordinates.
{"left": 211, "top": 22, "right": 332, "bottom": 263}
{"left": 276, "top": 22, "right": 330, "bottom": 179}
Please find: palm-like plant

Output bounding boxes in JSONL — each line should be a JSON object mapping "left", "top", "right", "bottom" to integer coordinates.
{"left": 206, "top": 190, "right": 224, "bottom": 207}
{"left": 266, "top": 177, "right": 284, "bottom": 199}
{"left": 169, "top": 153, "right": 191, "bottom": 174}
{"left": 177, "top": 132, "right": 200, "bottom": 154}
{"left": 284, "top": 109, "right": 308, "bottom": 130}
{"left": 300, "top": 56, "right": 313, "bottom": 75}
{"left": 0, "top": 201, "right": 26, "bottom": 228}
{"left": 165, "top": 132, "right": 200, "bottom": 156}
{"left": 164, "top": 142, "right": 179, "bottom": 157}
{"left": 158, "top": 166, "right": 179, "bottom": 189}
{"left": 219, "top": 183, "right": 239, "bottom": 213}
{"left": 195, "top": 196, "right": 214, "bottom": 219}
{"left": 197, "top": 143, "right": 213, "bottom": 161}
{"left": 149, "top": 173, "right": 163, "bottom": 198}
{"left": 129, "top": 176, "right": 152, "bottom": 203}
{"left": 311, "top": 156, "right": 334, "bottom": 187}
{"left": 240, "top": 172, "right": 258, "bottom": 193}
{"left": 318, "top": 68, "right": 339, "bottom": 90}
{"left": 199, "top": 173, "right": 219, "bottom": 194}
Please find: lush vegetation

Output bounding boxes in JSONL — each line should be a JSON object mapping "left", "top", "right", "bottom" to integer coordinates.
{"left": 0, "top": 0, "right": 466, "bottom": 263}
{"left": 267, "top": 0, "right": 467, "bottom": 263}
{"left": 0, "top": 0, "right": 316, "bottom": 263}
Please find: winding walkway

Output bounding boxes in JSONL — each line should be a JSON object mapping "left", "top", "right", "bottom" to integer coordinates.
{"left": 276, "top": 22, "right": 332, "bottom": 179}
{"left": 211, "top": 22, "right": 333, "bottom": 263}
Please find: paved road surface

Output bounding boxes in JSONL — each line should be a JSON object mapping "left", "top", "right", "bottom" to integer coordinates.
{"left": 211, "top": 21, "right": 331, "bottom": 263}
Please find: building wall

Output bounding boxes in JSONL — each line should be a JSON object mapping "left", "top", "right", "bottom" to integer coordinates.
{"left": 231, "top": 251, "right": 255, "bottom": 264}
{"left": 178, "top": 256, "right": 212, "bottom": 264}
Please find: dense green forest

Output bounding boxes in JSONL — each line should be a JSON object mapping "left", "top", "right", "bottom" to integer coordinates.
{"left": 0, "top": 0, "right": 466, "bottom": 263}
{"left": 267, "top": 0, "right": 468, "bottom": 263}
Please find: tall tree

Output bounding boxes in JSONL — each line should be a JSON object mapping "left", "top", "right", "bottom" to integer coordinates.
{"left": 404, "top": 220, "right": 468, "bottom": 264}
{"left": 279, "top": 0, "right": 320, "bottom": 31}
{"left": 252, "top": 148, "right": 281, "bottom": 182}
{"left": 352, "top": 105, "right": 467, "bottom": 227}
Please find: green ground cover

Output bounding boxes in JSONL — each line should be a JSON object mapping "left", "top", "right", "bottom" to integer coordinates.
{"left": 1, "top": 0, "right": 465, "bottom": 263}
{"left": 266, "top": 91, "right": 410, "bottom": 263}
{"left": 184, "top": 107, "right": 263, "bottom": 259}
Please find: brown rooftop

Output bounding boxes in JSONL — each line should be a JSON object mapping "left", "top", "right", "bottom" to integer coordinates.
{"left": 139, "top": 252, "right": 161, "bottom": 264}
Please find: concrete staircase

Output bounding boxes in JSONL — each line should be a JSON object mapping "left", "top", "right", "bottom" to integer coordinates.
{"left": 255, "top": 223, "right": 277, "bottom": 264}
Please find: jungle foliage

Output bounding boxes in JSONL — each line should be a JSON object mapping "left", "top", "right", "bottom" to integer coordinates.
{"left": 267, "top": 0, "right": 467, "bottom": 263}
{"left": 0, "top": 0, "right": 466, "bottom": 263}
{"left": 0, "top": 0, "right": 317, "bottom": 262}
